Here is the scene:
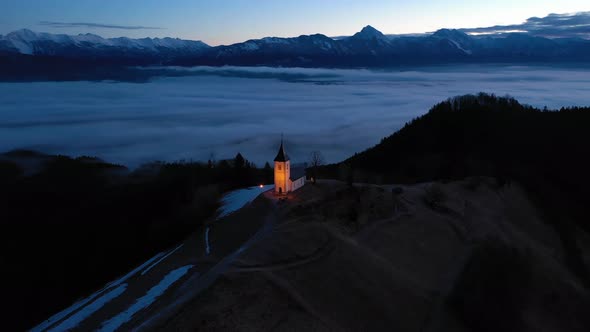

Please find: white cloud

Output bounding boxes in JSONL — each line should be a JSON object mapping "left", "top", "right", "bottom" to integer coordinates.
{"left": 1, "top": 65, "right": 589, "bottom": 167}
{"left": 39, "top": 21, "right": 163, "bottom": 30}
{"left": 461, "top": 12, "right": 590, "bottom": 39}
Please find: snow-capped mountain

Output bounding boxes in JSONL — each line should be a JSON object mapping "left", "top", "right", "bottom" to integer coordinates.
{"left": 1, "top": 26, "right": 590, "bottom": 73}
{"left": 429, "top": 29, "right": 475, "bottom": 54}
{"left": 215, "top": 34, "right": 346, "bottom": 56}
{"left": 340, "top": 25, "right": 397, "bottom": 55}
{"left": 0, "top": 29, "right": 210, "bottom": 57}
{"left": 195, "top": 26, "right": 590, "bottom": 67}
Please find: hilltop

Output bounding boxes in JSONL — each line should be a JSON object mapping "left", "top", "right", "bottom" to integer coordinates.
{"left": 152, "top": 179, "right": 590, "bottom": 331}
{"left": 321, "top": 93, "right": 590, "bottom": 224}
{"left": 148, "top": 94, "right": 590, "bottom": 330}
{"left": 3, "top": 95, "right": 590, "bottom": 331}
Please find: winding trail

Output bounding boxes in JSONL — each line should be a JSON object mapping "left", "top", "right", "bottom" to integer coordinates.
{"left": 229, "top": 236, "right": 334, "bottom": 273}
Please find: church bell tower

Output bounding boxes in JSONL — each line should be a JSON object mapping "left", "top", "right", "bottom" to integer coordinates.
{"left": 274, "top": 137, "right": 290, "bottom": 195}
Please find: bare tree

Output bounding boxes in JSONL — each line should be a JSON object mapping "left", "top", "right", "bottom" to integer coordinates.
{"left": 309, "top": 151, "right": 324, "bottom": 184}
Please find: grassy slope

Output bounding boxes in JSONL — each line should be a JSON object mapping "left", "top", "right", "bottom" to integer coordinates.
{"left": 158, "top": 180, "right": 590, "bottom": 331}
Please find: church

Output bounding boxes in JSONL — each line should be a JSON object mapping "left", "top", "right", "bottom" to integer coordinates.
{"left": 274, "top": 139, "right": 306, "bottom": 195}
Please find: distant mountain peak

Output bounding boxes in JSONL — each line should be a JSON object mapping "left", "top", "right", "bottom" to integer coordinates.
{"left": 13, "top": 28, "right": 35, "bottom": 34}
{"left": 353, "top": 25, "right": 386, "bottom": 40}
{"left": 430, "top": 29, "right": 474, "bottom": 54}
{"left": 8, "top": 29, "right": 37, "bottom": 38}
{"left": 80, "top": 32, "right": 102, "bottom": 37}
{"left": 431, "top": 29, "right": 469, "bottom": 40}
{"left": 361, "top": 25, "right": 380, "bottom": 33}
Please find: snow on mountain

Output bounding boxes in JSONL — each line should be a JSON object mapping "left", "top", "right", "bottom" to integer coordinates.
{"left": 448, "top": 39, "right": 472, "bottom": 54}
{"left": 2, "top": 25, "right": 590, "bottom": 69}
{"left": 186, "top": 25, "right": 590, "bottom": 66}
{"left": 431, "top": 29, "right": 469, "bottom": 41}
{"left": 430, "top": 29, "right": 475, "bottom": 54}
{"left": 260, "top": 37, "right": 290, "bottom": 45}
{"left": 215, "top": 33, "right": 346, "bottom": 58}
{"left": 0, "top": 29, "right": 210, "bottom": 56}
{"left": 239, "top": 41, "right": 260, "bottom": 51}
{"left": 4, "top": 29, "right": 40, "bottom": 54}
{"left": 106, "top": 36, "right": 209, "bottom": 51}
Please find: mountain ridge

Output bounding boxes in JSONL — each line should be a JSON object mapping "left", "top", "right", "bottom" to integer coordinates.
{"left": 1, "top": 28, "right": 210, "bottom": 56}
{"left": 2, "top": 26, "right": 590, "bottom": 71}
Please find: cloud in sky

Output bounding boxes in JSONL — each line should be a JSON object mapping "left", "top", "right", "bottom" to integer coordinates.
{"left": 461, "top": 12, "right": 590, "bottom": 38}
{"left": 38, "top": 21, "right": 163, "bottom": 30}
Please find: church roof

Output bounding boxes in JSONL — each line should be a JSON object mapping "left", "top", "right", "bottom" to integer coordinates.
{"left": 274, "top": 141, "right": 290, "bottom": 162}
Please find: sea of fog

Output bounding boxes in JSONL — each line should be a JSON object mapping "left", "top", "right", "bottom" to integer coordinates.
{"left": 1, "top": 65, "right": 589, "bottom": 168}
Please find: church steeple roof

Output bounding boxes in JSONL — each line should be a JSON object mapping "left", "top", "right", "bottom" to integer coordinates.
{"left": 274, "top": 137, "right": 290, "bottom": 162}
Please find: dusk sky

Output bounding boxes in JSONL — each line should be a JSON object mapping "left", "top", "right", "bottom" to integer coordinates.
{"left": 1, "top": 0, "right": 589, "bottom": 45}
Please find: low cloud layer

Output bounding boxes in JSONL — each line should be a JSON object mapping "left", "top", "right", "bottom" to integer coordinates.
{"left": 38, "top": 21, "right": 163, "bottom": 30}
{"left": 1, "top": 65, "right": 590, "bottom": 168}
{"left": 461, "top": 12, "right": 590, "bottom": 39}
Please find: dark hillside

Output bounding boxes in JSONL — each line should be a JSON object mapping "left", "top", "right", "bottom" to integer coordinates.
{"left": 319, "top": 93, "right": 590, "bottom": 283}
{"left": 322, "top": 93, "right": 589, "bottom": 221}
{"left": 0, "top": 151, "right": 270, "bottom": 330}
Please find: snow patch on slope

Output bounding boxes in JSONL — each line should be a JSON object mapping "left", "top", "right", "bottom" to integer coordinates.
{"left": 46, "top": 284, "right": 128, "bottom": 332}
{"left": 449, "top": 39, "right": 472, "bottom": 54}
{"left": 31, "top": 287, "right": 108, "bottom": 332}
{"left": 241, "top": 41, "right": 260, "bottom": 51}
{"left": 141, "top": 244, "right": 184, "bottom": 276}
{"left": 217, "top": 184, "right": 274, "bottom": 218}
{"left": 31, "top": 251, "right": 166, "bottom": 331}
{"left": 98, "top": 265, "right": 194, "bottom": 332}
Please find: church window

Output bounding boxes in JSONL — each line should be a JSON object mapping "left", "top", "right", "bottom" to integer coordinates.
{"left": 278, "top": 165, "right": 282, "bottom": 170}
